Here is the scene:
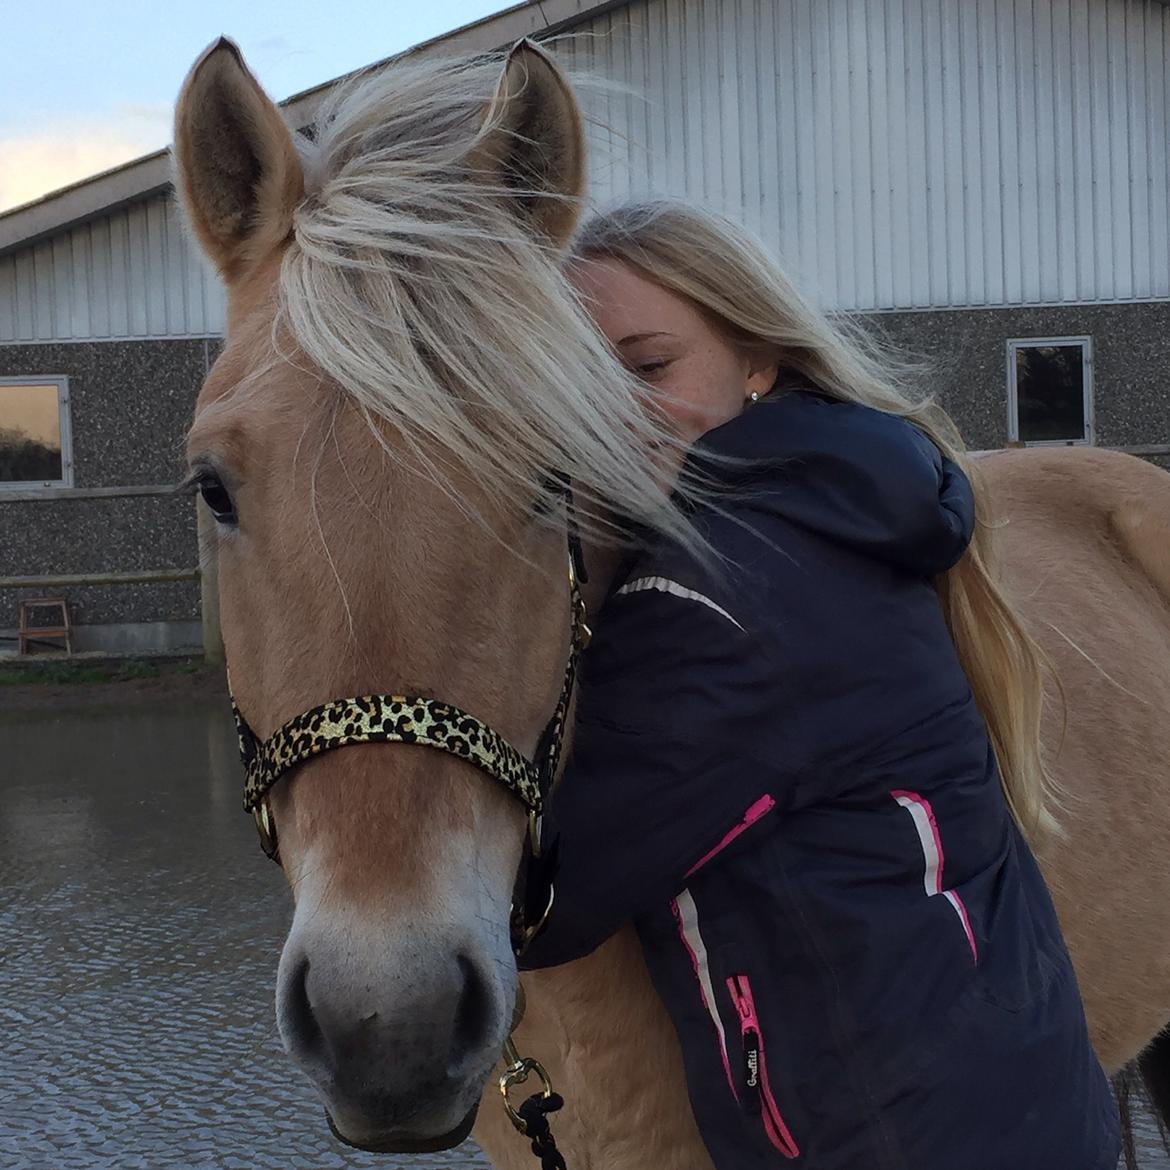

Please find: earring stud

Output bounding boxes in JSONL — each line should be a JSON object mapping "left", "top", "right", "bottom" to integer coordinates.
{"left": 749, "top": 390, "right": 760, "bottom": 403}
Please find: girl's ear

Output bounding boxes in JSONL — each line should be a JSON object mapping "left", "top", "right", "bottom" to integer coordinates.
{"left": 746, "top": 359, "right": 781, "bottom": 401}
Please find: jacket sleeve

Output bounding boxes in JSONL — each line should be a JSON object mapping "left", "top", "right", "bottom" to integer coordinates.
{"left": 519, "top": 574, "right": 791, "bottom": 970}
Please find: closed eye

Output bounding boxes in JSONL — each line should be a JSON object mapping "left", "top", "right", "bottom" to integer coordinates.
{"left": 630, "top": 358, "right": 672, "bottom": 382}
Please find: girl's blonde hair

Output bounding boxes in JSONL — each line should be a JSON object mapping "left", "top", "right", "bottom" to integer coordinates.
{"left": 574, "top": 199, "right": 1057, "bottom": 844}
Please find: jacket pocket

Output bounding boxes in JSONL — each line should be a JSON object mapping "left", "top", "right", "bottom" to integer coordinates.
{"left": 891, "top": 790, "right": 980, "bottom": 965}
{"left": 726, "top": 973, "right": 801, "bottom": 1160}
{"left": 670, "top": 891, "right": 802, "bottom": 1162}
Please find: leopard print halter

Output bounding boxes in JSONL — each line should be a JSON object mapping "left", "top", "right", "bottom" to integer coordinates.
{"left": 237, "top": 693, "right": 545, "bottom": 814}
{"left": 231, "top": 490, "right": 590, "bottom": 876}
{"left": 234, "top": 583, "right": 586, "bottom": 830}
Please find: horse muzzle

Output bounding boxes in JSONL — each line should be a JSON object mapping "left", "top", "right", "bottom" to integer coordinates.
{"left": 326, "top": 1101, "right": 480, "bottom": 1153}
{"left": 276, "top": 910, "right": 514, "bottom": 1151}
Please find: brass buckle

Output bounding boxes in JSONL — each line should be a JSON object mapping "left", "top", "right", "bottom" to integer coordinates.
{"left": 253, "top": 799, "right": 280, "bottom": 862}
{"left": 499, "top": 1037, "right": 555, "bottom": 1135}
{"left": 574, "top": 598, "right": 593, "bottom": 650}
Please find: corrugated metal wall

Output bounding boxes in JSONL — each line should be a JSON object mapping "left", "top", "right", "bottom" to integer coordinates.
{"left": 1, "top": 0, "right": 1167, "bottom": 340}
{"left": 559, "top": 0, "right": 1170, "bottom": 311}
{"left": 0, "top": 195, "right": 224, "bottom": 343}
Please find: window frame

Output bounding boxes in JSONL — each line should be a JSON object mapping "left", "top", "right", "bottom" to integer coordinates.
{"left": 0, "top": 375, "right": 74, "bottom": 492}
{"left": 1006, "top": 336, "right": 1095, "bottom": 447}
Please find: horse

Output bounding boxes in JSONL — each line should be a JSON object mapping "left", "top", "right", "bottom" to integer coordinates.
{"left": 174, "top": 38, "right": 1170, "bottom": 1169}
{"left": 475, "top": 445, "right": 1170, "bottom": 1169}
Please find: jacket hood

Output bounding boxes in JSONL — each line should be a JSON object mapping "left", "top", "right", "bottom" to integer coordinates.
{"left": 688, "top": 389, "right": 975, "bottom": 577}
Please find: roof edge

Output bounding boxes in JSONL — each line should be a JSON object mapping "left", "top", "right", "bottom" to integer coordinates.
{"left": 0, "top": 0, "right": 627, "bottom": 257}
{"left": 0, "top": 152, "right": 174, "bottom": 257}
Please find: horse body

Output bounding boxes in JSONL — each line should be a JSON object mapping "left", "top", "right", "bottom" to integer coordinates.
{"left": 172, "top": 36, "right": 1170, "bottom": 1170}
{"left": 474, "top": 446, "right": 1170, "bottom": 1169}
{"left": 989, "top": 447, "right": 1170, "bottom": 1071}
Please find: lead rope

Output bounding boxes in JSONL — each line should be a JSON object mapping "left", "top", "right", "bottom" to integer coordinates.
{"left": 499, "top": 1036, "right": 568, "bottom": 1170}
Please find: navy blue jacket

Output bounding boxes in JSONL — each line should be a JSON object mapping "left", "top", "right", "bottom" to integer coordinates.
{"left": 521, "top": 390, "right": 1120, "bottom": 1170}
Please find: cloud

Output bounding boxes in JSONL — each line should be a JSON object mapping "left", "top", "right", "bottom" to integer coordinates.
{"left": 0, "top": 110, "right": 172, "bottom": 214}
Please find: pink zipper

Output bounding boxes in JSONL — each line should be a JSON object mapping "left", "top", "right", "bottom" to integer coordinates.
{"left": 726, "top": 974, "right": 801, "bottom": 1159}
{"left": 685, "top": 795, "right": 777, "bottom": 878}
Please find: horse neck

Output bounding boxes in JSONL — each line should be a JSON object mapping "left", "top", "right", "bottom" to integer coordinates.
{"left": 581, "top": 545, "right": 627, "bottom": 617}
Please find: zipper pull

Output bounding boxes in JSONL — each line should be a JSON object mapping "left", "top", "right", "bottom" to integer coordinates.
{"left": 741, "top": 1027, "right": 762, "bottom": 1116}
{"left": 730, "top": 977, "right": 753, "bottom": 1024}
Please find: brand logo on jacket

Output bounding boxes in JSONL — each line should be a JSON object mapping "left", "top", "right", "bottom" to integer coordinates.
{"left": 746, "top": 1047, "right": 760, "bottom": 1089}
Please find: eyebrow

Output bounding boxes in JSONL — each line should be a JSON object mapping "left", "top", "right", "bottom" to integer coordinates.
{"left": 616, "top": 330, "right": 675, "bottom": 347}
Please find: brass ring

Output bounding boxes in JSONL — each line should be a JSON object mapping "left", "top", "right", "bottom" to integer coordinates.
{"left": 499, "top": 1054, "right": 555, "bottom": 1134}
{"left": 253, "top": 799, "right": 280, "bottom": 862}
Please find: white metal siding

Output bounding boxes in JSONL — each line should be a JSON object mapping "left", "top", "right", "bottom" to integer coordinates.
{"left": 0, "top": 0, "right": 1166, "bottom": 340}
{"left": 0, "top": 195, "right": 225, "bottom": 343}
{"left": 557, "top": 0, "right": 1170, "bottom": 310}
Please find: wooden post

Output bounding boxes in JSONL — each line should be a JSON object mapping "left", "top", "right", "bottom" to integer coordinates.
{"left": 196, "top": 498, "right": 224, "bottom": 665}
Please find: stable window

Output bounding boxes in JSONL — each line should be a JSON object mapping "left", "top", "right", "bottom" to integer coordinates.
{"left": 1007, "top": 337, "right": 1094, "bottom": 446}
{"left": 0, "top": 376, "right": 73, "bottom": 490}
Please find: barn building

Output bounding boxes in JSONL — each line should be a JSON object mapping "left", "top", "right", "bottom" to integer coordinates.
{"left": 2, "top": 0, "right": 1168, "bottom": 654}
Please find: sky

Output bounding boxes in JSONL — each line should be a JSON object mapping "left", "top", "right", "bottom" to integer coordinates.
{"left": 0, "top": 0, "right": 514, "bottom": 213}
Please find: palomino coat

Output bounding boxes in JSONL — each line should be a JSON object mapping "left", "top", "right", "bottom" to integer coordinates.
{"left": 521, "top": 390, "right": 1120, "bottom": 1170}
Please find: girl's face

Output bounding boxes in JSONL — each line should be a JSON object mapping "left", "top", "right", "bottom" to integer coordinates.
{"left": 571, "top": 257, "right": 778, "bottom": 456}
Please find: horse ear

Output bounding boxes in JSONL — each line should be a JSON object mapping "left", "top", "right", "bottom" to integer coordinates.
{"left": 174, "top": 37, "right": 305, "bottom": 282}
{"left": 471, "top": 40, "right": 586, "bottom": 249}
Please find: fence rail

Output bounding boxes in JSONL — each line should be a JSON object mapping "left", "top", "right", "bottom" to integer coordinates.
{"left": 4, "top": 445, "right": 1169, "bottom": 506}
{"left": 0, "top": 568, "right": 199, "bottom": 589}
{"left": 1109, "top": 444, "right": 1170, "bottom": 457}
{"left": 3, "top": 444, "right": 1169, "bottom": 665}
{"left": 0, "top": 494, "right": 221, "bottom": 662}
{"left": 0, "top": 484, "right": 178, "bottom": 502}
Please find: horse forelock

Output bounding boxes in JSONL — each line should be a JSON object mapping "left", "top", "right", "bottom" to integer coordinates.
{"left": 264, "top": 52, "right": 691, "bottom": 549}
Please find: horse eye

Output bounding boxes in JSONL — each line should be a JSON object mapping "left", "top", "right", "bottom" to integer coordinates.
{"left": 198, "top": 474, "right": 237, "bottom": 525}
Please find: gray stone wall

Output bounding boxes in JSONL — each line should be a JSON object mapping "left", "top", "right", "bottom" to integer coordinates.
{"left": 4, "top": 306, "right": 1170, "bottom": 642}
{"left": 0, "top": 339, "right": 215, "bottom": 635}
{"left": 865, "top": 302, "right": 1170, "bottom": 450}
{"left": 0, "top": 339, "right": 214, "bottom": 484}
{"left": 0, "top": 495, "right": 200, "bottom": 624}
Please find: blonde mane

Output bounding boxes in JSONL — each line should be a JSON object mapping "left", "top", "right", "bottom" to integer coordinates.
{"left": 275, "top": 53, "right": 687, "bottom": 544}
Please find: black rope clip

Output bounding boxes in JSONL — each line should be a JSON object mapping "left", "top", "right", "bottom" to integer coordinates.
{"left": 499, "top": 1038, "right": 570, "bottom": 1170}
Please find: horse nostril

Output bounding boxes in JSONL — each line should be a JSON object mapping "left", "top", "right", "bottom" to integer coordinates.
{"left": 451, "top": 953, "right": 495, "bottom": 1064}
{"left": 282, "top": 955, "right": 332, "bottom": 1070}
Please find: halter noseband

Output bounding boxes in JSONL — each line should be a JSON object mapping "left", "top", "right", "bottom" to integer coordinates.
{"left": 230, "top": 485, "right": 591, "bottom": 953}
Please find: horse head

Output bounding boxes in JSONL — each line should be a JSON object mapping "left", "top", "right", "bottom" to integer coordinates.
{"left": 174, "top": 36, "right": 677, "bottom": 1153}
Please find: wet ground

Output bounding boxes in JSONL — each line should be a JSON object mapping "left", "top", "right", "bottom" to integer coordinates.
{"left": 0, "top": 690, "right": 1166, "bottom": 1168}
{"left": 0, "top": 695, "right": 490, "bottom": 1169}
